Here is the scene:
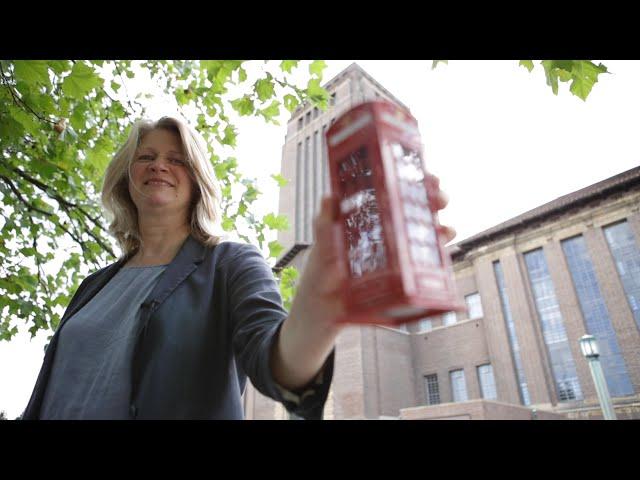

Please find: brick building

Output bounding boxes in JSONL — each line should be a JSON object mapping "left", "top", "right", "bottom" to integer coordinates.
{"left": 242, "top": 63, "right": 640, "bottom": 420}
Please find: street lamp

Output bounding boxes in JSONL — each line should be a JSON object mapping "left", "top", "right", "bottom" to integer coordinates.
{"left": 579, "top": 335, "right": 617, "bottom": 420}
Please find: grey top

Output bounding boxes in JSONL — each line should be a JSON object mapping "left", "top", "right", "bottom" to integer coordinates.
{"left": 40, "top": 264, "right": 168, "bottom": 420}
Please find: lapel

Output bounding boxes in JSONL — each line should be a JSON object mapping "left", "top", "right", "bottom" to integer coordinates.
{"left": 139, "top": 234, "right": 207, "bottom": 316}
{"left": 129, "top": 235, "right": 207, "bottom": 409}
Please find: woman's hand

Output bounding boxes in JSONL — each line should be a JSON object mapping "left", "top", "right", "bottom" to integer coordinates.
{"left": 294, "top": 172, "right": 456, "bottom": 325}
{"left": 271, "top": 172, "right": 456, "bottom": 391}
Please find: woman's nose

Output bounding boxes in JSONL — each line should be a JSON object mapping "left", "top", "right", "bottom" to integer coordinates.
{"left": 148, "top": 157, "right": 169, "bottom": 172}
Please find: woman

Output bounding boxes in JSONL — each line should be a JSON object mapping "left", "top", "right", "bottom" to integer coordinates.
{"left": 22, "top": 116, "right": 455, "bottom": 420}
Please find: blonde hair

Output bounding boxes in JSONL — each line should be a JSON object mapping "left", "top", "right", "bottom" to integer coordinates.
{"left": 101, "top": 116, "right": 222, "bottom": 258}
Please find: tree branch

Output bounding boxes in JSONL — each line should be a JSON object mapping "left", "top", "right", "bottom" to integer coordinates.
{"left": 0, "top": 174, "right": 85, "bottom": 247}
{"left": 113, "top": 61, "right": 139, "bottom": 115}
{"left": 61, "top": 203, "right": 116, "bottom": 258}
{"left": 2, "top": 159, "right": 107, "bottom": 231}
{"left": 0, "top": 63, "right": 56, "bottom": 125}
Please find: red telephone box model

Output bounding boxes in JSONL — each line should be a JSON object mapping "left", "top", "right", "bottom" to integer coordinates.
{"left": 326, "top": 101, "right": 465, "bottom": 326}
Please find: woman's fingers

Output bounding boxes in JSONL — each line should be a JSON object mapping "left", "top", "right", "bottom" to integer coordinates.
{"left": 425, "top": 172, "right": 449, "bottom": 211}
{"left": 438, "top": 224, "right": 457, "bottom": 244}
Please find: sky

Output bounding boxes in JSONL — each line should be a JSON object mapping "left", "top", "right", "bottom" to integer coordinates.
{"left": 1, "top": 60, "right": 639, "bottom": 419}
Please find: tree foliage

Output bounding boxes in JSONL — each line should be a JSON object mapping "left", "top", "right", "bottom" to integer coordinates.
{"left": 432, "top": 60, "right": 609, "bottom": 101}
{"left": 0, "top": 60, "right": 329, "bottom": 342}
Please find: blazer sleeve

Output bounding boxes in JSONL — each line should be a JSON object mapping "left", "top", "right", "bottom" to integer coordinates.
{"left": 224, "top": 243, "right": 334, "bottom": 420}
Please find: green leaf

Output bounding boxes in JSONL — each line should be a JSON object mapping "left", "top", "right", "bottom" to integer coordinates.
{"left": 85, "top": 136, "right": 113, "bottom": 173}
{"left": 12, "top": 108, "right": 42, "bottom": 136}
{"left": 110, "top": 80, "right": 121, "bottom": 92}
{"left": 431, "top": 60, "right": 448, "bottom": 70}
{"left": 254, "top": 76, "right": 275, "bottom": 102}
{"left": 20, "top": 247, "right": 36, "bottom": 257}
{"left": 268, "top": 240, "right": 284, "bottom": 259}
{"left": 230, "top": 95, "right": 255, "bottom": 116}
{"left": 238, "top": 67, "right": 247, "bottom": 83}
{"left": 569, "top": 61, "right": 608, "bottom": 101}
{"left": 70, "top": 105, "right": 86, "bottom": 131}
{"left": 13, "top": 61, "right": 51, "bottom": 88}
{"left": 260, "top": 100, "right": 280, "bottom": 123}
{"left": 202, "top": 60, "right": 222, "bottom": 80}
{"left": 222, "top": 124, "right": 237, "bottom": 147}
{"left": 222, "top": 217, "right": 235, "bottom": 231}
{"left": 213, "top": 157, "right": 238, "bottom": 180}
{"left": 519, "top": 60, "right": 534, "bottom": 72}
{"left": 0, "top": 116, "right": 25, "bottom": 142}
{"left": 283, "top": 94, "right": 299, "bottom": 113}
{"left": 541, "top": 60, "right": 560, "bottom": 95}
{"left": 271, "top": 173, "right": 288, "bottom": 187}
{"left": 48, "top": 60, "right": 71, "bottom": 75}
{"left": 306, "top": 78, "right": 330, "bottom": 109}
{"left": 280, "top": 60, "right": 299, "bottom": 74}
{"left": 243, "top": 183, "right": 261, "bottom": 203}
{"left": 309, "top": 60, "right": 327, "bottom": 78}
{"left": 557, "top": 69, "right": 573, "bottom": 82}
{"left": 263, "top": 213, "right": 290, "bottom": 231}
{"left": 30, "top": 93, "right": 57, "bottom": 115}
{"left": 61, "top": 62, "right": 103, "bottom": 100}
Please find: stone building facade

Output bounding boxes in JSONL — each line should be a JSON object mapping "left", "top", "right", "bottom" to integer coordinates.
{"left": 242, "top": 63, "right": 640, "bottom": 420}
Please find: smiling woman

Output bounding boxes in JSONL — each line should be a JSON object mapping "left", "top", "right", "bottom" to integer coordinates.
{"left": 19, "top": 115, "right": 349, "bottom": 420}
{"left": 101, "top": 117, "right": 222, "bottom": 266}
{"left": 18, "top": 112, "right": 457, "bottom": 420}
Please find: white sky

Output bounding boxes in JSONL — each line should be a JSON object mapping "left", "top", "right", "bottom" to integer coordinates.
{"left": 1, "top": 60, "right": 638, "bottom": 419}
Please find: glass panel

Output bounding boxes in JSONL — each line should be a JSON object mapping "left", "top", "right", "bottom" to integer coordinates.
{"left": 418, "top": 318, "right": 433, "bottom": 332}
{"left": 493, "top": 261, "right": 531, "bottom": 405}
{"left": 524, "top": 249, "right": 583, "bottom": 401}
{"left": 477, "top": 364, "right": 497, "bottom": 400}
{"left": 424, "top": 374, "right": 440, "bottom": 405}
{"left": 465, "top": 293, "right": 483, "bottom": 320}
{"left": 390, "top": 142, "right": 441, "bottom": 268}
{"left": 450, "top": 369, "right": 468, "bottom": 402}
{"left": 442, "top": 311, "right": 457, "bottom": 326}
{"left": 604, "top": 221, "right": 640, "bottom": 330}
{"left": 338, "top": 147, "right": 387, "bottom": 278}
{"left": 562, "top": 235, "right": 634, "bottom": 397}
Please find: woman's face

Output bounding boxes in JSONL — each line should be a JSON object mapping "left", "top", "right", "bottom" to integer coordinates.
{"left": 128, "top": 128, "right": 195, "bottom": 220}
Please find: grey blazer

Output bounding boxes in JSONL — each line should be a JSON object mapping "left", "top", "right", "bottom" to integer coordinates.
{"left": 22, "top": 236, "right": 333, "bottom": 420}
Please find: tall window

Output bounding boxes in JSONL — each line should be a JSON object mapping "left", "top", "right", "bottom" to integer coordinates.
{"left": 494, "top": 261, "right": 531, "bottom": 405}
{"left": 465, "top": 292, "right": 483, "bottom": 319}
{"left": 295, "top": 142, "right": 303, "bottom": 241}
{"left": 313, "top": 130, "right": 320, "bottom": 217}
{"left": 524, "top": 248, "right": 583, "bottom": 401}
{"left": 562, "top": 235, "right": 634, "bottom": 397}
{"left": 330, "top": 92, "right": 336, "bottom": 106}
{"left": 604, "top": 221, "right": 640, "bottom": 331}
{"left": 477, "top": 364, "right": 497, "bottom": 400}
{"left": 450, "top": 369, "right": 468, "bottom": 402}
{"left": 303, "top": 137, "right": 311, "bottom": 242}
{"left": 424, "top": 374, "right": 440, "bottom": 405}
{"left": 297, "top": 117, "right": 303, "bottom": 131}
{"left": 305, "top": 111, "right": 311, "bottom": 125}
{"left": 321, "top": 125, "right": 329, "bottom": 195}
{"left": 313, "top": 107, "right": 319, "bottom": 118}
{"left": 442, "top": 311, "right": 457, "bottom": 326}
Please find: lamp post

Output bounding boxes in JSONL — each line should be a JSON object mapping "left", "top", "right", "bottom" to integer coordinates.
{"left": 579, "top": 335, "right": 617, "bottom": 420}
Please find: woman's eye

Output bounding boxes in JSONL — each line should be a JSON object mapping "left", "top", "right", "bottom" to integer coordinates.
{"left": 171, "top": 159, "right": 185, "bottom": 165}
{"left": 138, "top": 155, "right": 153, "bottom": 161}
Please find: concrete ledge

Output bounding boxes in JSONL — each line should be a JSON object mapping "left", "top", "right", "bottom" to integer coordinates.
{"left": 399, "top": 399, "right": 566, "bottom": 420}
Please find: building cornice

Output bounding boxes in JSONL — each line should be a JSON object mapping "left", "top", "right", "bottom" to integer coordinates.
{"left": 451, "top": 166, "right": 640, "bottom": 262}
